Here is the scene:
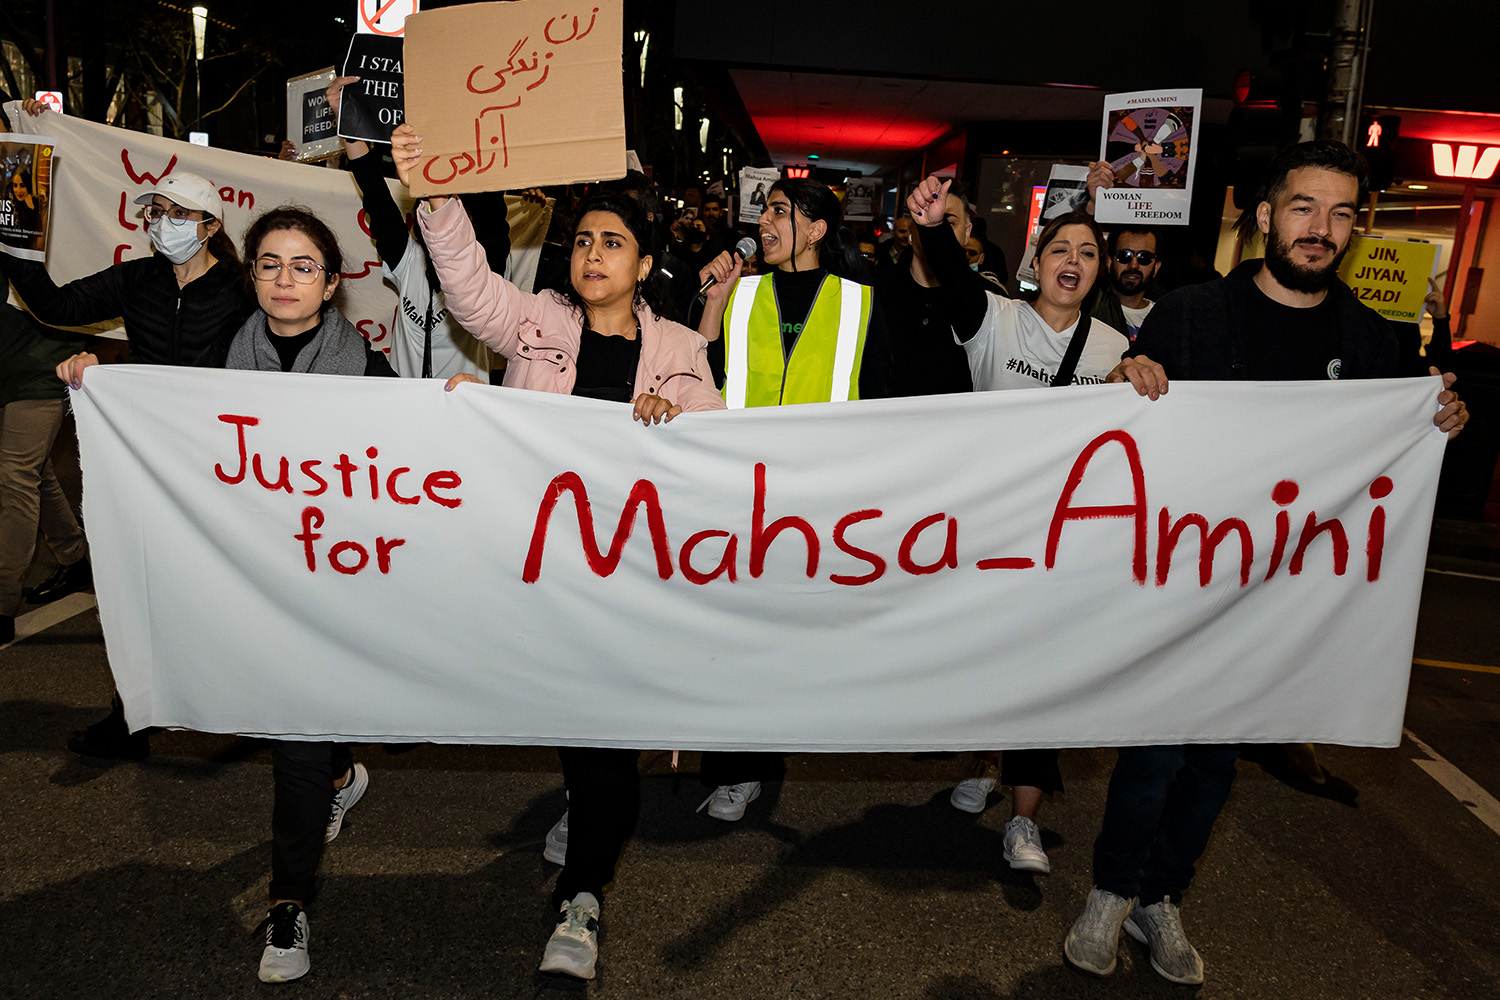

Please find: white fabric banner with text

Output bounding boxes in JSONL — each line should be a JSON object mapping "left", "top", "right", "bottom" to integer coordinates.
{"left": 73, "top": 368, "right": 1446, "bottom": 750}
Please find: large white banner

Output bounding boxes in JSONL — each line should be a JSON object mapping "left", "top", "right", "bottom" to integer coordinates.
{"left": 73, "top": 369, "right": 1447, "bottom": 750}
{"left": 4, "top": 102, "right": 549, "bottom": 347}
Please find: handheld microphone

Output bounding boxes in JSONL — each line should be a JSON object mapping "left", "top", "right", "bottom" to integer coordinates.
{"left": 699, "top": 236, "right": 759, "bottom": 297}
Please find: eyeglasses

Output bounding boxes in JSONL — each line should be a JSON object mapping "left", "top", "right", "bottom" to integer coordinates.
{"left": 1113, "top": 249, "right": 1157, "bottom": 266}
{"left": 143, "top": 204, "right": 205, "bottom": 226}
{"left": 251, "top": 256, "right": 330, "bottom": 284}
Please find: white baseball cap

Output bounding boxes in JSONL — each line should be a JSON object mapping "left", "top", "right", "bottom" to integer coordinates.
{"left": 132, "top": 171, "right": 220, "bottom": 215}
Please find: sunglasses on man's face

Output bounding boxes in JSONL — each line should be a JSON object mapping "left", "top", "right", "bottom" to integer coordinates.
{"left": 1113, "top": 249, "right": 1157, "bottom": 266}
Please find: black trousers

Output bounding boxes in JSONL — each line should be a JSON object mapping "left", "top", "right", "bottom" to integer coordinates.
{"left": 553, "top": 746, "right": 641, "bottom": 908}
{"left": 269, "top": 740, "right": 352, "bottom": 902}
{"left": 698, "top": 750, "right": 786, "bottom": 787}
{"left": 1001, "top": 748, "right": 1065, "bottom": 796}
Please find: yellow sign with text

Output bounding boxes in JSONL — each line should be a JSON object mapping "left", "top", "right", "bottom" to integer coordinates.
{"left": 1338, "top": 236, "right": 1438, "bottom": 322}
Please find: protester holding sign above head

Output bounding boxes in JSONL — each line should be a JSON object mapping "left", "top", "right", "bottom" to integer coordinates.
{"left": 228, "top": 205, "right": 390, "bottom": 983}
{"left": 1077, "top": 140, "right": 1468, "bottom": 988}
{"left": 907, "top": 174, "right": 1128, "bottom": 878}
{"left": 4, "top": 98, "right": 254, "bottom": 760}
{"left": 322, "top": 74, "right": 511, "bottom": 381}
{"left": 690, "top": 178, "right": 888, "bottom": 822}
{"left": 389, "top": 121, "right": 724, "bottom": 984}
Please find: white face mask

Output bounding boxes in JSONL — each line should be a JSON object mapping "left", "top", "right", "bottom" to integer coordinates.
{"left": 148, "top": 218, "right": 207, "bottom": 265}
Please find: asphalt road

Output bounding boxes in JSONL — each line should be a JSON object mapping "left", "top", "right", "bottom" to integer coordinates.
{"left": 1, "top": 560, "right": 1497, "bottom": 999}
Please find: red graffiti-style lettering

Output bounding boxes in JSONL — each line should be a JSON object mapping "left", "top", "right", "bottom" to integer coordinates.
{"left": 1264, "top": 480, "right": 1299, "bottom": 580}
{"left": 113, "top": 244, "right": 133, "bottom": 264}
{"left": 1045, "top": 430, "right": 1148, "bottom": 584}
{"left": 830, "top": 510, "right": 886, "bottom": 586}
{"left": 1289, "top": 511, "right": 1349, "bottom": 576}
{"left": 214, "top": 414, "right": 260, "bottom": 484}
{"left": 897, "top": 513, "right": 958, "bottom": 576}
{"left": 976, "top": 557, "right": 1035, "bottom": 570}
{"left": 1155, "top": 510, "right": 1253, "bottom": 587}
{"left": 120, "top": 149, "right": 177, "bottom": 185}
{"left": 750, "top": 462, "right": 818, "bottom": 579}
{"left": 117, "top": 191, "right": 139, "bottom": 232}
{"left": 1366, "top": 476, "right": 1392, "bottom": 581}
{"left": 523, "top": 472, "right": 674, "bottom": 583}
{"left": 680, "top": 530, "right": 738, "bottom": 585}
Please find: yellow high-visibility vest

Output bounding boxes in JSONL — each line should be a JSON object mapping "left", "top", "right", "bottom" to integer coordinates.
{"left": 722, "top": 273, "right": 871, "bottom": 408}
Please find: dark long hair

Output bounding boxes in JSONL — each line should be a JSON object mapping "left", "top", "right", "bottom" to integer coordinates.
{"left": 768, "top": 178, "right": 867, "bottom": 284}
{"left": 561, "top": 191, "right": 677, "bottom": 324}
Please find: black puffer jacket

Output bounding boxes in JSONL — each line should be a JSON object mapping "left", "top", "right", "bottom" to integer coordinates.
{"left": 6, "top": 252, "right": 253, "bottom": 367}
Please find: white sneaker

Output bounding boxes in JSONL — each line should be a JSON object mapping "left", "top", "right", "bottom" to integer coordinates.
{"left": 257, "top": 902, "right": 310, "bottom": 983}
{"left": 949, "top": 757, "right": 999, "bottom": 813}
{"left": 1124, "top": 898, "right": 1205, "bottom": 985}
{"left": 1064, "top": 888, "right": 1133, "bottom": 976}
{"left": 1002, "top": 815, "right": 1051, "bottom": 873}
{"left": 325, "top": 762, "right": 368, "bottom": 844}
{"left": 697, "top": 781, "right": 761, "bottom": 822}
{"left": 538, "top": 891, "right": 600, "bottom": 980}
{"left": 544, "top": 809, "right": 568, "bottom": 865}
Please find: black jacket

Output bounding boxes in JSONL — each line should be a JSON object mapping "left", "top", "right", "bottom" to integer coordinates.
{"left": 1132, "top": 259, "right": 1399, "bottom": 380}
{"left": 6, "top": 252, "right": 253, "bottom": 368}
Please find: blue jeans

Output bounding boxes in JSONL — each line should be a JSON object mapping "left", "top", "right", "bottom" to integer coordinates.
{"left": 1092, "top": 744, "right": 1239, "bottom": 905}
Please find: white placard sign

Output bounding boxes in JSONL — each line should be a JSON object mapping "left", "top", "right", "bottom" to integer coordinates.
{"left": 74, "top": 368, "right": 1445, "bottom": 750}
{"left": 1094, "top": 88, "right": 1203, "bottom": 226}
{"left": 738, "top": 166, "right": 780, "bottom": 224}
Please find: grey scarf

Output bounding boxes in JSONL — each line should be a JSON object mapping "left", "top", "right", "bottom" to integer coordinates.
{"left": 225, "top": 307, "right": 369, "bottom": 376}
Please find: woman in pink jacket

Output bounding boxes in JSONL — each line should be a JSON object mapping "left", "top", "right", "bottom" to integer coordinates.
{"left": 392, "top": 125, "right": 723, "bottom": 984}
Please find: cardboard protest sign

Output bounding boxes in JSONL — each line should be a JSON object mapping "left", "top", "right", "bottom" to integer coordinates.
{"left": 0, "top": 135, "right": 57, "bottom": 261}
{"left": 1338, "top": 236, "right": 1440, "bottom": 322}
{"left": 1095, "top": 88, "right": 1201, "bottom": 227}
{"left": 286, "top": 67, "right": 343, "bottom": 162}
{"left": 338, "top": 34, "right": 406, "bottom": 144}
{"left": 403, "top": 0, "right": 625, "bottom": 197}
{"left": 844, "top": 176, "right": 877, "bottom": 222}
{"left": 1015, "top": 164, "right": 1088, "bottom": 290}
{"left": 738, "top": 166, "right": 779, "bottom": 224}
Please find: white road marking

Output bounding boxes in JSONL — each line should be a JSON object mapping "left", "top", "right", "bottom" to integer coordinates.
{"left": 1405, "top": 727, "right": 1500, "bottom": 837}
{"left": 0, "top": 593, "right": 99, "bottom": 650}
{"left": 1425, "top": 567, "right": 1500, "bottom": 583}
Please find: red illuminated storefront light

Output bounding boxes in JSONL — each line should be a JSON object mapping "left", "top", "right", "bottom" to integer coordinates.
{"left": 1431, "top": 142, "right": 1500, "bottom": 180}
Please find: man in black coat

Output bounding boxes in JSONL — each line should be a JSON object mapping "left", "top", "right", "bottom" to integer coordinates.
{"left": 1064, "top": 140, "right": 1469, "bottom": 987}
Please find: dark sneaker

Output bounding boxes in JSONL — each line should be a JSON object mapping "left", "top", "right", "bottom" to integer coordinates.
{"left": 1064, "top": 887, "right": 1133, "bottom": 976}
{"left": 539, "top": 891, "right": 600, "bottom": 980}
{"left": 67, "top": 697, "right": 149, "bottom": 761}
{"left": 324, "top": 763, "right": 368, "bottom": 844}
{"left": 24, "top": 557, "right": 92, "bottom": 605}
{"left": 1124, "top": 899, "right": 1205, "bottom": 985}
{"left": 256, "top": 902, "right": 310, "bottom": 983}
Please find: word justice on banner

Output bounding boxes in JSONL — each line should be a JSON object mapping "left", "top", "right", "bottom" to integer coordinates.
{"left": 72, "top": 368, "right": 1446, "bottom": 751}
{"left": 403, "top": 0, "right": 625, "bottom": 196}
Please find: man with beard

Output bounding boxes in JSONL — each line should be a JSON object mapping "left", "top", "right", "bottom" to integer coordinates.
{"left": 1091, "top": 226, "right": 1159, "bottom": 341}
{"left": 1063, "top": 140, "right": 1468, "bottom": 988}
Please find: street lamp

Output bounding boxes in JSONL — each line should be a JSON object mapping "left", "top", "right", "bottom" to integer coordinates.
{"left": 192, "top": 6, "right": 207, "bottom": 133}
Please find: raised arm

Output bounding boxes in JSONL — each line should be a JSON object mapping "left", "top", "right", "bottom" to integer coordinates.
{"left": 907, "top": 176, "right": 987, "bottom": 342}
